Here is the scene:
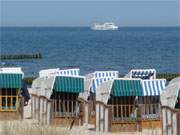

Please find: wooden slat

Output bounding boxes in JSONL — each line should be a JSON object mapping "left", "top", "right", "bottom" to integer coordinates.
{"left": 63, "top": 100, "right": 66, "bottom": 117}
{"left": 145, "top": 97, "right": 148, "bottom": 115}
{"left": 67, "top": 94, "right": 69, "bottom": 116}
{"left": 125, "top": 98, "right": 127, "bottom": 118}
{"left": 57, "top": 94, "right": 60, "bottom": 117}
{"left": 71, "top": 100, "right": 73, "bottom": 116}
{"left": 129, "top": 104, "right": 131, "bottom": 117}
{"left": 112, "top": 96, "right": 114, "bottom": 119}
{"left": 120, "top": 97, "right": 123, "bottom": 119}
{"left": 149, "top": 97, "right": 152, "bottom": 114}
{"left": 5, "top": 96, "right": 7, "bottom": 111}
{"left": 59, "top": 99, "right": 61, "bottom": 117}
{"left": 116, "top": 97, "right": 118, "bottom": 118}
{"left": 55, "top": 100, "right": 57, "bottom": 117}
{"left": 74, "top": 100, "right": 77, "bottom": 116}
{"left": 149, "top": 97, "right": 153, "bottom": 114}
{"left": 71, "top": 94, "right": 73, "bottom": 116}
{"left": 10, "top": 95, "right": 12, "bottom": 111}
{"left": 129, "top": 97, "right": 131, "bottom": 116}
{"left": 0, "top": 96, "right": 1, "bottom": 111}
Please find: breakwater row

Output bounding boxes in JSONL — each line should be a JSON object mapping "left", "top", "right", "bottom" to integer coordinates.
{"left": 0, "top": 53, "right": 42, "bottom": 60}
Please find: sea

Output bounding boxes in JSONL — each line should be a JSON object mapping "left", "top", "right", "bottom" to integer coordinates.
{"left": 0, "top": 27, "right": 180, "bottom": 76}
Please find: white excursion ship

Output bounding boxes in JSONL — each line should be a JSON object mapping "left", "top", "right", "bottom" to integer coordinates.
{"left": 91, "top": 22, "right": 118, "bottom": 30}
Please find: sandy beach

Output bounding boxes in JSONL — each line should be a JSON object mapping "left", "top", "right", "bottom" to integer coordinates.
{"left": 0, "top": 119, "right": 161, "bottom": 135}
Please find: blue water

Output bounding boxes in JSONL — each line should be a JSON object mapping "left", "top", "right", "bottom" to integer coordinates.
{"left": 1, "top": 27, "right": 180, "bottom": 76}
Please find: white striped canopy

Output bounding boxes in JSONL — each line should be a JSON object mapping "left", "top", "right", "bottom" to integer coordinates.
{"left": 39, "top": 68, "right": 59, "bottom": 77}
{"left": 0, "top": 67, "right": 24, "bottom": 77}
{"left": 141, "top": 79, "right": 166, "bottom": 96}
{"left": 128, "top": 69, "right": 156, "bottom": 79}
{"left": 94, "top": 71, "right": 118, "bottom": 78}
{"left": 90, "top": 71, "right": 119, "bottom": 93}
{"left": 39, "top": 68, "right": 80, "bottom": 77}
{"left": 58, "top": 68, "right": 80, "bottom": 76}
{"left": 161, "top": 77, "right": 180, "bottom": 109}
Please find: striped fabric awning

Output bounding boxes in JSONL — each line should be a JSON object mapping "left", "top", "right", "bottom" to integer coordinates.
{"left": 0, "top": 68, "right": 23, "bottom": 89}
{"left": 53, "top": 76, "right": 84, "bottom": 93}
{"left": 39, "top": 68, "right": 80, "bottom": 77}
{"left": 58, "top": 68, "right": 80, "bottom": 76}
{"left": 130, "top": 69, "right": 156, "bottom": 79}
{"left": 94, "top": 71, "right": 118, "bottom": 78}
{"left": 0, "top": 73, "right": 23, "bottom": 89}
{"left": 111, "top": 79, "right": 143, "bottom": 96}
{"left": 141, "top": 79, "right": 166, "bottom": 96}
{"left": 90, "top": 71, "right": 119, "bottom": 93}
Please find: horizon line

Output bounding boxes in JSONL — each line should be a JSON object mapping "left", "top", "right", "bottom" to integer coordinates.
{"left": 0, "top": 26, "right": 180, "bottom": 28}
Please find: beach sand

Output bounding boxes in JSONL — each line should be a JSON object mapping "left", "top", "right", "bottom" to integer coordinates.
{"left": 0, "top": 119, "right": 161, "bottom": 135}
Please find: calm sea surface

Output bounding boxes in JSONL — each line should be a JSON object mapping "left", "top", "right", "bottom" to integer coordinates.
{"left": 0, "top": 27, "right": 180, "bottom": 76}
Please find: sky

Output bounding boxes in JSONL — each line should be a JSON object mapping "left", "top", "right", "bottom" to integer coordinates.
{"left": 1, "top": 0, "right": 180, "bottom": 27}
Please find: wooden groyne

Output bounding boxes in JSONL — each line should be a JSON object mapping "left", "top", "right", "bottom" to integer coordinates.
{"left": 0, "top": 53, "right": 42, "bottom": 60}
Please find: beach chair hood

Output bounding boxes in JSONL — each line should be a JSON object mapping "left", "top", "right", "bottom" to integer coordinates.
{"left": 161, "top": 77, "right": 180, "bottom": 109}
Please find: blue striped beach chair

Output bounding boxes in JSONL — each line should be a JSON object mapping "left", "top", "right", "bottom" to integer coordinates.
{"left": 84, "top": 71, "right": 118, "bottom": 123}
{"left": 140, "top": 79, "right": 166, "bottom": 119}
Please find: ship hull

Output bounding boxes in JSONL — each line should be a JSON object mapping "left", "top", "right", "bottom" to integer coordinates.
{"left": 91, "top": 26, "right": 118, "bottom": 30}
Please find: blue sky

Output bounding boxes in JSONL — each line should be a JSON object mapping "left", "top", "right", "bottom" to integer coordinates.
{"left": 1, "top": 0, "right": 180, "bottom": 26}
